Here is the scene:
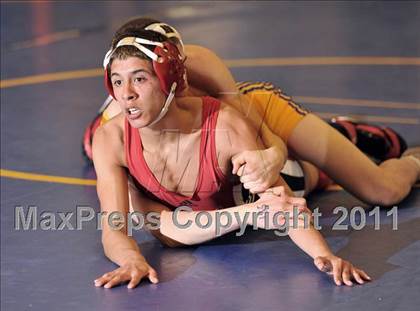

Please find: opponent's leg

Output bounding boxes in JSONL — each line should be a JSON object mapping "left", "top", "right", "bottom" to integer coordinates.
{"left": 102, "top": 97, "right": 122, "bottom": 119}
{"left": 82, "top": 97, "right": 121, "bottom": 162}
{"left": 299, "top": 160, "right": 320, "bottom": 195}
{"left": 288, "top": 113, "right": 419, "bottom": 206}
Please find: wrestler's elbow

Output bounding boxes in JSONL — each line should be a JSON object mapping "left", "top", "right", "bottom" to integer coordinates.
{"left": 159, "top": 236, "right": 186, "bottom": 248}
{"left": 151, "top": 230, "right": 187, "bottom": 248}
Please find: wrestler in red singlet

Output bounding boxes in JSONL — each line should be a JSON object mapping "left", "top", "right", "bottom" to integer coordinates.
{"left": 125, "top": 96, "right": 236, "bottom": 211}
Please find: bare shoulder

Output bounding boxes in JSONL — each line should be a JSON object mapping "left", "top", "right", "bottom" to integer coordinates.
{"left": 216, "top": 102, "right": 261, "bottom": 155}
{"left": 217, "top": 102, "right": 253, "bottom": 134}
{"left": 93, "top": 114, "right": 124, "bottom": 146}
{"left": 92, "top": 114, "right": 126, "bottom": 166}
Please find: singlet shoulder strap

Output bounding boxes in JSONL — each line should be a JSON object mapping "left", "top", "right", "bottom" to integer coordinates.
{"left": 195, "top": 97, "right": 226, "bottom": 195}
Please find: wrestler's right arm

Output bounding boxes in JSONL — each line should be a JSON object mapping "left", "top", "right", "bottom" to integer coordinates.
{"left": 91, "top": 123, "right": 306, "bottom": 288}
{"left": 92, "top": 123, "right": 158, "bottom": 289}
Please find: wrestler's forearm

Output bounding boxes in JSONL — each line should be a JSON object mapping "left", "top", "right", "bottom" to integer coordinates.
{"left": 288, "top": 225, "right": 333, "bottom": 259}
{"left": 102, "top": 229, "right": 145, "bottom": 266}
{"left": 269, "top": 185, "right": 333, "bottom": 258}
{"left": 268, "top": 181, "right": 332, "bottom": 258}
{"left": 159, "top": 204, "right": 256, "bottom": 245}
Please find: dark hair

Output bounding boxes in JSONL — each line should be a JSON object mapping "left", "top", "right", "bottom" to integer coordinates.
{"left": 108, "top": 17, "right": 167, "bottom": 67}
{"left": 111, "top": 17, "right": 163, "bottom": 47}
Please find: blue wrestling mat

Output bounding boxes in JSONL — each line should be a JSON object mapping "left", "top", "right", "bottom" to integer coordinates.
{"left": 1, "top": 2, "right": 419, "bottom": 310}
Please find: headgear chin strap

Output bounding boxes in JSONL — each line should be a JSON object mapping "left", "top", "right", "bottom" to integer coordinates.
{"left": 148, "top": 82, "right": 177, "bottom": 126}
{"left": 103, "top": 35, "right": 187, "bottom": 126}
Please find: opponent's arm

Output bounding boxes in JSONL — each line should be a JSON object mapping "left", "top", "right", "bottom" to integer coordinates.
{"left": 186, "top": 44, "right": 287, "bottom": 151}
{"left": 185, "top": 45, "right": 287, "bottom": 181}
{"left": 229, "top": 95, "right": 288, "bottom": 192}
{"left": 185, "top": 45, "right": 237, "bottom": 98}
{"left": 92, "top": 124, "right": 158, "bottom": 288}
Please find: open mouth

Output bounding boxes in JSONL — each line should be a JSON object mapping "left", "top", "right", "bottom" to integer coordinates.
{"left": 127, "top": 107, "right": 141, "bottom": 115}
{"left": 126, "top": 107, "right": 142, "bottom": 120}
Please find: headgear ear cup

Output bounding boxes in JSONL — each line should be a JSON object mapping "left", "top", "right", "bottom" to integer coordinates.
{"left": 152, "top": 42, "right": 187, "bottom": 95}
{"left": 104, "top": 69, "right": 115, "bottom": 99}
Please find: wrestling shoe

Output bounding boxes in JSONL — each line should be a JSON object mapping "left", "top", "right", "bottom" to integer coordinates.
{"left": 329, "top": 116, "right": 407, "bottom": 162}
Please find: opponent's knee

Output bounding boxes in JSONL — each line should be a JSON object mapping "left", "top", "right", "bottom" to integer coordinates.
{"left": 372, "top": 186, "right": 402, "bottom": 206}
{"left": 366, "top": 177, "right": 405, "bottom": 206}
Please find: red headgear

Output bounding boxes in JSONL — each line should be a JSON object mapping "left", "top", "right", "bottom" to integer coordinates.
{"left": 103, "top": 36, "right": 187, "bottom": 99}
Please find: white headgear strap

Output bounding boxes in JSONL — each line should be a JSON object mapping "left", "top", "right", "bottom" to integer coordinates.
{"left": 144, "top": 22, "right": 184, "bottom": 52}
{"left": 103, "top": 37, "right": 163, "bottom": 68}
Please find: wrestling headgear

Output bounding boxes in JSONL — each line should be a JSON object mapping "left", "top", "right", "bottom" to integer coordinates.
{"left": 144, "top": 22, "right": 185, "bottom": 53}
{"left": 103, "top": 22, "right": 187, "bottom": 126}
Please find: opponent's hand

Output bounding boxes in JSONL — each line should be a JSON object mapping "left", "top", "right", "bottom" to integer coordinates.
{"left": 314, "top": 255, "right": 371, "bottom": 286}
{"left": 232, "top": 147, "right": 285, "bottom": 193}
{"left": 94, "top": 257, "right": 159, "bottom": 289}
{"left": 251, "top": 186, "right": 311, "bottom": 229}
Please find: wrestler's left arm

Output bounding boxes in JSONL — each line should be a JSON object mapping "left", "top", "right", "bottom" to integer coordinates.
{"left": 218, "top": 104, "right": 371, "bottom": 286}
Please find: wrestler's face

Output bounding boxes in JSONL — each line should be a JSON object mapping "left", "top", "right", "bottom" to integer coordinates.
{"left": 110, "top": 56, "right": 167, "bottom": 128}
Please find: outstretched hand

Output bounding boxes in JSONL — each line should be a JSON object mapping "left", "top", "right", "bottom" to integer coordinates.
{"left": 94, "top": 257, "right": 158, "bottom": 289}
{"left": 314, "top": 255, "right": 371, "bottom": 286}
